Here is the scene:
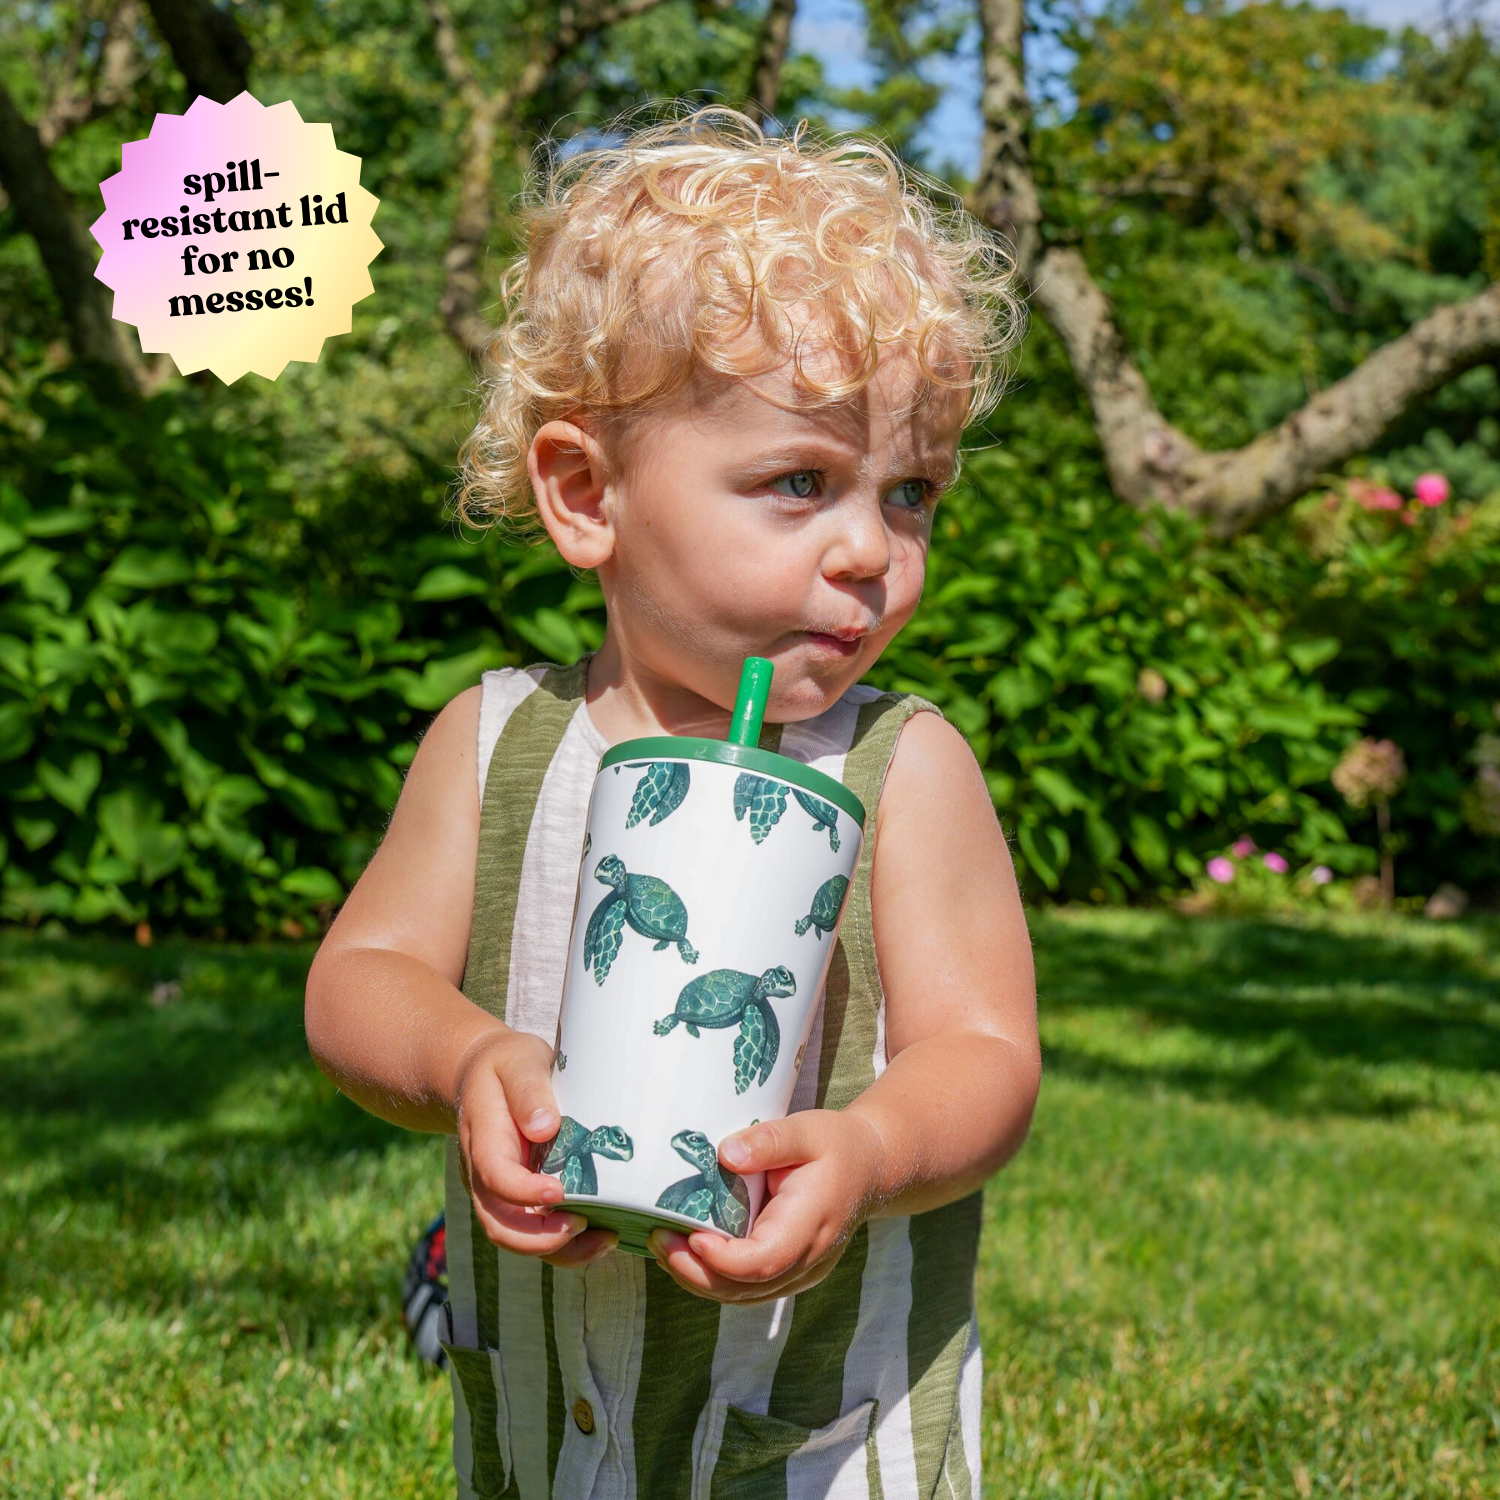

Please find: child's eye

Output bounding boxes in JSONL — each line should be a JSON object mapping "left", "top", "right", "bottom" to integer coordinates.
{"left": 765, "top": 470, "right": 941, "bottom": 510}
{"left": 766, "top": 469, "right": 823, "bottom": 500}
{"left": 888, "top": 479, "right": 937, "bottom": 510}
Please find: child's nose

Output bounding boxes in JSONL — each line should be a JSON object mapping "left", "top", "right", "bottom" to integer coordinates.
{"left": 825, "top": 500, "right": 891, "bottom": 581}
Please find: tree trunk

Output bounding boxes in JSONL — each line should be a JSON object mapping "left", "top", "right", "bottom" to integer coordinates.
{"left": 428, "top": 0, "right": 679, "bottom": 361}
{"left": 745, "top": 0, "right": 797, "bottom": 125}
{"left": 971, "top": 0, "right": 1500, "bottom": 536}
{"left": 0, "top": 80, "right": 146, "bottom": 387}
{"left": 141, "top": 0, "right": 252, "bottom": 104}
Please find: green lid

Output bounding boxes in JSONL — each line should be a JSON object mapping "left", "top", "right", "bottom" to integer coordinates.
{"left": 597, "top": 656, "right": 866, "bottom": 829}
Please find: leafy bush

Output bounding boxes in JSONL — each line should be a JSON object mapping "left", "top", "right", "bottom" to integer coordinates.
{"left": 869, "top": 447, "right": 1365, "bottom": 901}
{"left": 0, "top": 364, "right": 601, "bottom": 938}
{"left": 3, "top": 360, "right": 1497, "bottom": 936}
{"left": 1276, "top": 475, "right": 1500, "bottom": 896}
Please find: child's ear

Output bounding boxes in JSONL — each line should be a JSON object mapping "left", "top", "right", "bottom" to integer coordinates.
{"left": 529, "top": 418, "right": 614, "bottom": 569}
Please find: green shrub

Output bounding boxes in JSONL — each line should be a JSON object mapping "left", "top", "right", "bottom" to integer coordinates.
{"left": 3, "top": 362, "right": 1497, "bottom": 934}
{"left": 1276, "top": 479, "right": 1500, "bottom": 897}
{"left": 869, "top": 448, "right": 1366, "bottom": 901}
{"left": 0, "top": 365, "right": 601, "bottom": 938}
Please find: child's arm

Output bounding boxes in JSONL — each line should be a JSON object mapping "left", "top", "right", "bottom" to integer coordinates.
{"left": 652, "top": 709, "right": 1040, "bottom": 1300}
{"left": 304, "top": 686, "right": 614, "bottom": 1268}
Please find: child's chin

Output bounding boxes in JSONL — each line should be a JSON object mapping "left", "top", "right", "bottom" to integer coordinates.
{"left": 770, "top": 662, "right": 862, "bottom": 717}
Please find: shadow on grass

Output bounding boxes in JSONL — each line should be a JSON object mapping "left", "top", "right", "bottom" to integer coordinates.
{"left": 0, "top": 934, "right": 441, "bottom": 1343}
{"left": 0, "top": 933, "right": 405, "bottom": 1151}
{"left": 6, "top": 915, "right": 1499, "bottom": 1207}
{"left": 1031, "top": 912, "right": 1500, "bottom": 1120}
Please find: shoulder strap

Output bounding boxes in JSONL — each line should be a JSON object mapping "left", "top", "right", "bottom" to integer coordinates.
{"left": 462, "top": 655, "right": 591, "bottom": 1022}
{"left": 814, "top": 689, "right": 944, "bottom": 1112}
{"left": 761, "top": 690, "right": 967, "bottom": 1464}
{"left": 456, "top": 656, "right": 590, "bottom": 1389}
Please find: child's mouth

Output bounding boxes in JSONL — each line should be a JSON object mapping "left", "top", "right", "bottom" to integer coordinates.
{"left": 799, "top": 631, "right": 862, "bottom": 658}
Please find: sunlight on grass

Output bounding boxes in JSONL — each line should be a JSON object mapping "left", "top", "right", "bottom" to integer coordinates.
{"left": 1, "top": 910, "right": 1496, "bottom": 1497}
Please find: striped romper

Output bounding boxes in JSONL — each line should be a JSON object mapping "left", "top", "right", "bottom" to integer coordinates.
{"left": 442, "top": 653, "right": 985, "bottom": 1500}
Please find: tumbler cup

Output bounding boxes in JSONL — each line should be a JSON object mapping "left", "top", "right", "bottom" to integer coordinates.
{"left": 533, "top": 658, "right": 867, "bottom": 1257}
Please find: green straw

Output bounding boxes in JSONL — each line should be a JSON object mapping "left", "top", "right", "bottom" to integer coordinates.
{"left": 727, "top": 657, "right": 774, "bottom": 747}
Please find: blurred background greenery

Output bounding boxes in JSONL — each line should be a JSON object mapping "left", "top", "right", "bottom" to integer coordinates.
{"left": 3, "top": 0, "right": 1498, "bottom": 937}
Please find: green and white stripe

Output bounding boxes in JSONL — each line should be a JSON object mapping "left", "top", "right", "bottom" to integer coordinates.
{"left": 443, "top": 655, "right": 984, "bottom": 1499}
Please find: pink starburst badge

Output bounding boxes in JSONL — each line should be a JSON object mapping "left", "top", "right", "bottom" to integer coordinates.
{"left": 89, "top": 92, "right": 382, "bottom": 383}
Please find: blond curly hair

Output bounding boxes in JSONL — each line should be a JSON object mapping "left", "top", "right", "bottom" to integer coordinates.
{"left": 453, "top": 101, "right": 1028, "bottom": 537}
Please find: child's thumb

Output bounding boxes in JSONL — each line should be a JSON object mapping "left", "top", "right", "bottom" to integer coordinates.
{"left": 496, "top": 1047, "right": 560, "bottom": 1143}
{"left": 718, "top": 1116, "right": 808, "bottom": 1173}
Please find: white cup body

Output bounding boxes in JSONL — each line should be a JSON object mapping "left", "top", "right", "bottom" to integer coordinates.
{"left": 542, "top": 750, "right": 864, "bottom": 1251}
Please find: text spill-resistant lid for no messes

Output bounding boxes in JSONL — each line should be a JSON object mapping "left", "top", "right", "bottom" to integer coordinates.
{"left": 596, "top": 656, "right": 867, "bottom": 829}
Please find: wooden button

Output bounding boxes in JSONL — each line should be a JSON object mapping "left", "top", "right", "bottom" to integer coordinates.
{"left": 572, "top": 1397, "right": 595, "bottom": 1435}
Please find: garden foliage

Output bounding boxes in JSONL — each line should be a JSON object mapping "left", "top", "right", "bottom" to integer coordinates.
{"left": 0, "top": 366, "right": 601, "bottom": 936}
{"left": 3, "top": 363, "right": 1496, "bottom": 935}
{"left": 3, "top": 1, "right": 1499, "bottom": 931}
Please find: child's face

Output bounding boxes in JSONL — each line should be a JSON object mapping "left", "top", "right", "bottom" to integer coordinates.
{"left": 534, "top": 336, "right": 965, "bottom": 723}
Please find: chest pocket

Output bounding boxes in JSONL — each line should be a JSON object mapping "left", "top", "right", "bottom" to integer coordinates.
{"left": 692, "top": 1396, "right": 879, "bottom": 1500}
{"left": 440, "top": 1339, "right": 513, "bottom": 1499}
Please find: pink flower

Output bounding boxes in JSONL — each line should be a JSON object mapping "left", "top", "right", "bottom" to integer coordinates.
{"left": 1311, "top": 866, "right": 1333, "bottom": 884}
{"left": 1354, "top": 483, "right": 1403, "bottom": 512}
{"left": 1262, "top": 852, "right": 1289, "bottom": 873}
{"left": 1230, "top": 837, "right": 1256, "bottom": 858}
{"left": 1413, "top": 473, "right": 1449, "bottom": 507}
{"left": 1207, "top": 857, "right": 1235, "bottom": 884}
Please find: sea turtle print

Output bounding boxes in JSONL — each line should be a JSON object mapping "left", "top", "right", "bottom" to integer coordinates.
{"left": 583, "top": 853, "right": 699, "bottom": 984}
{"left": 654, "top": 964, "right": 795, "bottom": 1094}
{"left": 654, "top": 1128, "right": 751, "bottom": 1236}
{"left": 535, "top": 1116, "right": 633, "bottom": 1196}
{"left": 792, "top": 789, "right": 842, "bottom": 851}
{"left": 733, "top": 773, "right": 843, "bottom": 850}
{"left": 624, "top": 761, "right": 690, "bottom": 827}
{"left": 794, "top": 873, "right": 849, "bottom": 938}
{"left": 733, "top": 773, "right": 788, "bottom": 843}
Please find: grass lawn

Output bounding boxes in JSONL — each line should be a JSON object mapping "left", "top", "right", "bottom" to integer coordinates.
{"left": 1, "top": 908, "right": 1496, "bottom": 1498}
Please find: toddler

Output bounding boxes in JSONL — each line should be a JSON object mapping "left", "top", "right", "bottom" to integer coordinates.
{"left": 305, "top": 102, "right": 1040, "bottom": 1500}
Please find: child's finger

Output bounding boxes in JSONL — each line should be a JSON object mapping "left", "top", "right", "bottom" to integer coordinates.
{"left": 463, "top": 1120, "right": 564, "bottom": 1207}
{"left": 647, "top": 1230, "right": 730, "bottom": 1298}
{"left": 685, "top": 1221, "right": 802, "bottom": 1284}
{"left": 493, "top": 1042, "right": 562, "bottom": 1144}
{"left": 462, "top": 1141, "right": 565, "bottom": 1213}
{"left": 473, "top": 1200, "right": 590, "bottom": 1257}
{"left": 468, "top": 1140, "right": 564, "bottom": 1210}
{"left": 540, "top": 1228, "right": 618, "bottom": 1268}
{"left": 717, "top": 1113, "right": 822, "bottom": 1175}
{"left": 461, "top": 1065, "right": 565, "bottom": 1208}
{"left": 649, "top": 1229, "right": 797, "bottom": 1302}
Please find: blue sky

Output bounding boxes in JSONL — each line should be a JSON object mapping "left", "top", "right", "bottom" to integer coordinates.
{"left": 788, "top": 0, "right": 1472, "bottom": 180}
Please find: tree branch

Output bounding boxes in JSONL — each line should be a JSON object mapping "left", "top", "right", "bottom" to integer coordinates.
{"left": 1184, "top": 281, "right": 1500, "bottom": 532}
{"left": 972, "top": 0, "right": 1500, "bottom": 535}
{"left": 141, "top": 0, "right": 251, "bottom": 103}
{"left": 0, "top": 77, "right": 146, "bottom": 387}
{"left": 428, "top": 0, "right": 679, "bottom": 358}
{"left": 37, "top": 1, "right": 150, "bottom": 149}
{"left": 744, "top": 0, "right": 797, "bottom": 126}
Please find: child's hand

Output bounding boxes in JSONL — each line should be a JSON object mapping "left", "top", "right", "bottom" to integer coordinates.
{"left": 647, "top": 1110, "right": 884, "bottom": 1303}
{"left": 454, "top": 1030, "right": 618, "bottom": 1269}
